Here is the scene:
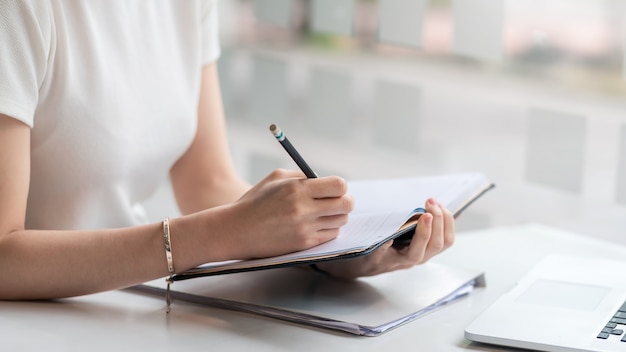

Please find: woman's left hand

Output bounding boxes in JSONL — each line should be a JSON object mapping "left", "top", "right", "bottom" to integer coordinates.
{"left": 315, "top": 197, "right": 455, "bottom": 279}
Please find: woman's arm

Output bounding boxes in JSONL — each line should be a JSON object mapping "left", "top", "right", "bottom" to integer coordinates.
{"left": 169, "top": 63, "right": 250, "bottom": 214}
{"left": 0, "top": 114, "right": 174, "bottom": 299}
{"left": 0, "top": 113, "right": 352, "bottom": 300}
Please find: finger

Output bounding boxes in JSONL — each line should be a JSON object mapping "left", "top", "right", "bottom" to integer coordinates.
{"left": 441, "top": 204, "right": 455, "bottom": 249}
{"left": 406, "top": 212, "right": 433, "bottom": 264}
{"left": 423, "top": 198, "right": 445, "bottom": 259}
{"left": 316, "top": 213, "right": 350, "bottom": 231}
{"left": 313, "top": 228, "right": 342, "bottom": 245}
{"left": 310, "top": 195, "right": 354, "bottom": 217}
{"left": 306, "top": 176, "right": 348, "bottom": 199}
{"left": 265, "top": 168, "right": 306, "bottom": 182}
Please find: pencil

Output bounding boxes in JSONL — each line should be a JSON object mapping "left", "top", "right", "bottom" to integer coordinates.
{"left": 269, "top": 124, "right": 318, "bottom": 178}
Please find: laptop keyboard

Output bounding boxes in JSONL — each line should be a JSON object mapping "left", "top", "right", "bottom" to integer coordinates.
{"left": 597, "top": 300, "right": 626, "bottom": 342}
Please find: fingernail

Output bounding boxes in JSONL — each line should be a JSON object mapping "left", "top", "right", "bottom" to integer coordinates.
{"left": 427, "top": 198, "right": 436, "bottom": 205}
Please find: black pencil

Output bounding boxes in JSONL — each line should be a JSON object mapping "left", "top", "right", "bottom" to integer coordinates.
{"left": 269, "top": 124, "right": 318, "bottom": 178}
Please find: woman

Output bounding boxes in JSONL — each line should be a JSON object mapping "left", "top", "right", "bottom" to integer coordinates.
{"left": 0, "top": 0, "right": 454, "bottom": 300}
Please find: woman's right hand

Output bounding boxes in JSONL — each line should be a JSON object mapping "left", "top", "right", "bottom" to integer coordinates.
{"left": 204, "top": 169, "right": 354, "bottom": 260}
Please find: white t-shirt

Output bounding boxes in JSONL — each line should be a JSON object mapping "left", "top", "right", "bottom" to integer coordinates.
{"left": 0, "top": 0, "right": 221, "bottom": 230}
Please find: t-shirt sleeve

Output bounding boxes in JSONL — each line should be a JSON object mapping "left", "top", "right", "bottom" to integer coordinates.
{"left": 199, "top": 0, "right": 221, "bottom": 65}
{"left": 0, "top": 0, "right": 53, "bottom": 128}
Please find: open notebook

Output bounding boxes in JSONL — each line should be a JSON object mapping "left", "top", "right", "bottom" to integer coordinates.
{"left": 172, "top": 173, "right": 494, "bottom": 280}
{"left": 134, "top": 261, "right": 485, "bottom": 336}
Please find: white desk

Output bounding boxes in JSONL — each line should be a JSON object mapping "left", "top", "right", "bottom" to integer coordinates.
{"left": 3, "top": 224, "right": 626, "bottom": 351}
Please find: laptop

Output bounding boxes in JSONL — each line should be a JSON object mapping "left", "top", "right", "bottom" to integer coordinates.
{"left": 465, "top": 254, "right": 626, "bottom": 352}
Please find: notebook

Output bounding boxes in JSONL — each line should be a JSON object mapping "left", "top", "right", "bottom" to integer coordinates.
{"left": 172, "top": 173, "right": 494, "bottom": 280}
{"left": 465, "top": 254, "right": 626, "bottom": 352}
{"left": 135, "top": 261, "right": 485, "bottom": 336}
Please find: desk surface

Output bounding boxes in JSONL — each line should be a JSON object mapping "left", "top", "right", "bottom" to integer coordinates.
{"left": 3, "top": 224, "right": 626, "bottom": 352}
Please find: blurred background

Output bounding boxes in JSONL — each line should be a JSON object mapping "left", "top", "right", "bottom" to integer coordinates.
{"left": 146, "top": 0, "right": 626, "bottom": 244}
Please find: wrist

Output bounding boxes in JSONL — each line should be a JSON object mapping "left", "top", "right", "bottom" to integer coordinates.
{"left": 167, "top": 205, "right": 237, "bottom": 269}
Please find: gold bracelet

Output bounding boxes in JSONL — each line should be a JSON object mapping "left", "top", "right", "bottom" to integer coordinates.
{"left": 162, "top": 217, "right": 175, "bottom": 313}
